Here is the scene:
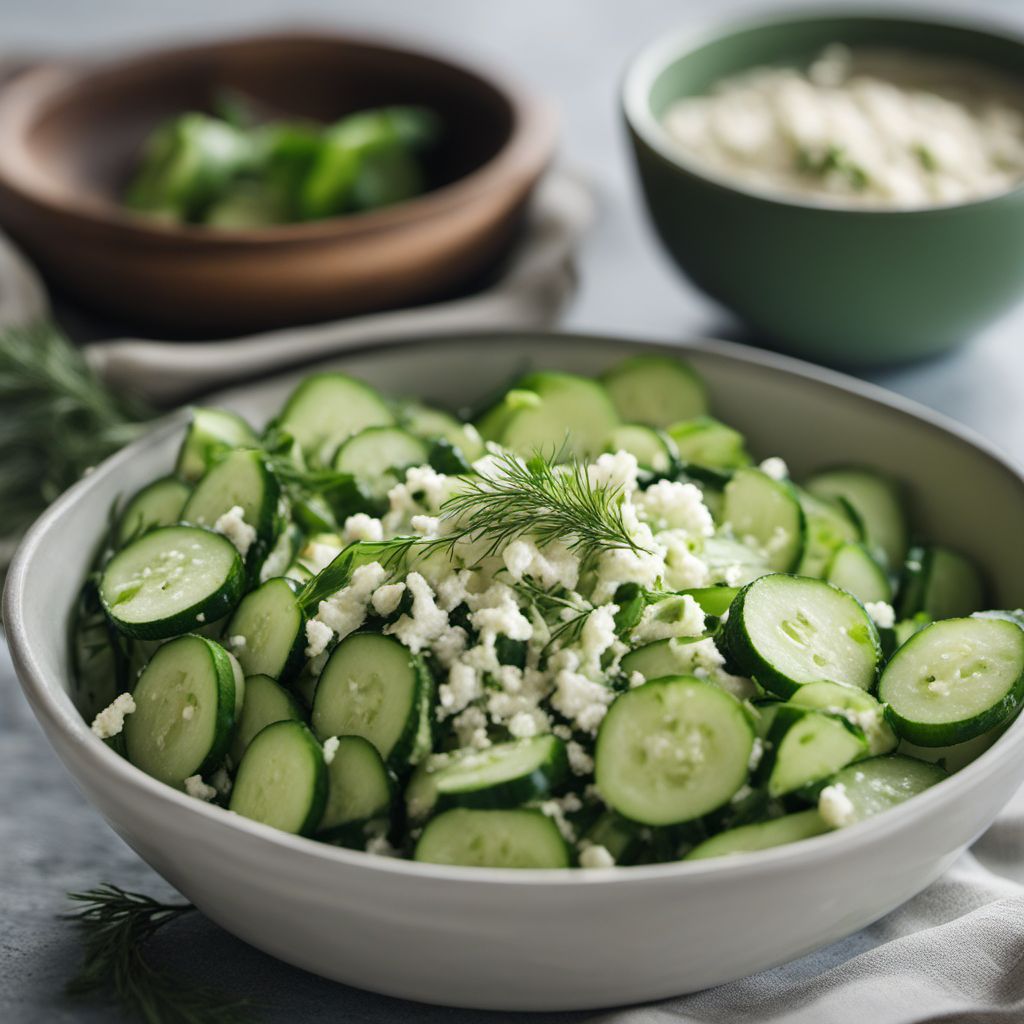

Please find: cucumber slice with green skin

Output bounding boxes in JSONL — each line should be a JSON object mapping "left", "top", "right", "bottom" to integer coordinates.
{"left": 606, "top": 424, "right": 676, "bottom": 473}
{"left": 116, "top": 477, "right": 192, "bottom": 547}
{"left": 318, "top": 735, "right": 394, "bottom": 840}
{"left": 619, "top": 637, "right": 704, "bottom": 682}
{"left": 223, "top": 577, "right": 305, "bottom": 682}
{"left": 786, "top": 681, "right": 897, "bottom": 756}
{"left": 398, "top": 403, "right": 485, "bottom": 461}
{"left": 405, "top": 736, "right": 569, "bottom": 821}
{"left": 414, "top": 809, "right": 571, "bottom": 869}
{"left": 229, "top": 720, "right": 327, "bottom": 836}
{"left": 229, "top": 673, "right": 303, "bottom": 765}
{"left": 878, "top": 617, "right": 1024, "bottom": 746}
{"left": 721, "top": 574, "right": 881, "bottom": 698}
{"left": 827, "top": 542, "right": 892, "bottom": 604}
{"left": 897, "top": 545, "right": 987, "bottom": 621}
{"left": 100, "top": 526, "right": 245, "bottom": 640}
{"left": 723, "top": 468, "right": 805, "bottom": 573}
{"left": 764, "top": 706, "right": 868, "bottom": 797}
{"left": 333, "top": 426, "right": 430, "bottom": 500}
{"left": 279, "top": 372, "right": 394, "bottom": 461}
{"left": 124, "top": 635, "right": 237, "bottom": 788}
{"left": 481, "top": 372, "right": 620, "bottom": 462}
{"left": 176, "top": 408, "right": 257, "bottom": 483}
{"left": 581, "top": 811, "right": 646, "bottom": 865}
{"left": 821, "top": 754, "right": 947, "bottom": 826}
{"left": 752, "top": 700, "right": 781, "bottom": 739}
{"left": 796, "top": 490, "right": 861, "bottom": 579}
{"left": 601, "top": 355, "right": 707, "bottom": 428}
{"left": 666, "top": 416, "right": 750, "bottom": 470}
{"left": 182, "top": 448, "right": 280, "bottom": 546}
{"left": 897, "top": 724, "right": 1008, "bottom": 773}
{"left": 596, "top": 675, "right": 754, "bottom": 826}
{"left": 685, "top": 809, "right": 829, "bottom": 860}
{"left": 683, "top": 585, "right": 740, "bottom": 618}
{"left": 806, "top": 467, "right": 908, "bottom": 570}
{"left": 311, "top": 633, "right": 432, "bottom": 767}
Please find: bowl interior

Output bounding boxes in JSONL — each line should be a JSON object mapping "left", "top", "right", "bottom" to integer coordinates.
{"left": 9, "top": 33, "right": 514, "bottom": 213}
{"left": 636, "top": 14, "right": 1024, "bottom": 161}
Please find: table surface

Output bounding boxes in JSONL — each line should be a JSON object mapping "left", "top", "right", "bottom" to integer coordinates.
{"left": 3, "top": 0, "right": 1024, "bottom": 1021}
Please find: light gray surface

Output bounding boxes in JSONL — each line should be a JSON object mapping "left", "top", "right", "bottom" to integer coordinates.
{"left": 3, "top": 1, "right": 1024, "bottom": 1022}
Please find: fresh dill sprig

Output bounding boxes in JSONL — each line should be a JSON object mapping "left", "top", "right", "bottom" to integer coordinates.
{"left": 436, "top": 450, "right": 645, "bottom": 564}
{"left": 0, "top": 322, "right": 155, "bottom": 548}
{"left": 65, "top": 884, "right": 254, "bottom": 1024}
{"left": 506, "top": 575, "right": 593, "bottom": 651}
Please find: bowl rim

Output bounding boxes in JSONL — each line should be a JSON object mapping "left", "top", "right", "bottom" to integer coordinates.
{"left": 6, "top": 329, "right": 1024, "bottom": 887}
{"left": 621, "top": 6, "right": 1024, "bottom": 217}
{"left": 0, "top": 28, "right": 558, "bottom": 246}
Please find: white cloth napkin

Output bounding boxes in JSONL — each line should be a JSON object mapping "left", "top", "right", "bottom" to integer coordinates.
{"left": 0, "top": 170, "right": 592, "bottom": 404}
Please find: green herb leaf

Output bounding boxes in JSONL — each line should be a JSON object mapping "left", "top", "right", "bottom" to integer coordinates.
{"left": 65, "top": 884, "right": 255, "bottom": 1023}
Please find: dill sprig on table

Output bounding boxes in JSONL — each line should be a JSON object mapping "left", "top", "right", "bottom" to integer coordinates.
{"left": 0, "top": 323, "right": 155, "bottom": 545}
{"left": 65, "top": 884, "right": 254, "bottom": 1024}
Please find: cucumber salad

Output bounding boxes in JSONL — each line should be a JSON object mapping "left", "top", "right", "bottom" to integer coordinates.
{"left": 73, "top": 355, "right": 1024, "bottom": 869}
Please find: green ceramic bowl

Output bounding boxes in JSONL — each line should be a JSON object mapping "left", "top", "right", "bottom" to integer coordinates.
{"left": 623, "top": 12, "right": 1024, "bottom": 367}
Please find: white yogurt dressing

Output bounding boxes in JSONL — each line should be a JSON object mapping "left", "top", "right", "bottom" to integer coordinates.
{"left": 662, "top": 44, "right": 1024, "bottom": 208}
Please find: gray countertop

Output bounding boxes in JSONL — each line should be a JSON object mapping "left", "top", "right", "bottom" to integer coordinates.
{"left": 3, "top": 1, "right": 1024, "bottom": 1021}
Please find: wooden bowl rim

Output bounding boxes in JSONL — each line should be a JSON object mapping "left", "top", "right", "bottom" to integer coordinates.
{"left": 0, "top": 28, "right": 558, "bottom": 247}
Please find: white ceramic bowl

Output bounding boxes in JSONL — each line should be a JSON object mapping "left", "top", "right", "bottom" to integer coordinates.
{"left": 6, "top": 333, "right": 1024, "bottom": 1011}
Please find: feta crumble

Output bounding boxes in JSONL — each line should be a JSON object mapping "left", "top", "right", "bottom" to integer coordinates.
{"left": 865, "top": 601, "right": 896, "bottom": 629}
{"left": 184, "top": 774, "right": 218, "bottom": 802}
{"left": 90, "top": 693, "right": 136, "bottom": 740}
{"left": 819, "top": 782, "right": 857, "bottom": 828}
{"left": 578, "top": 842, "right": 616, "bottom": 869}
{"left": 213, "top": 505, "right": 257, "bottom": 557}
{"left": 323, "top": 735, "right": 340, "bottom": 765}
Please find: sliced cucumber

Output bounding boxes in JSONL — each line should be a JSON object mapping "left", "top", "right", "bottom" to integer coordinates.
{"left": 176, "top": 407, "right": 257, "bottom": 483}
{"left": 796, "top": 490, "right": 860, "bottom": 579}
{"left": 333, "top": 426, "right": 430, "bottom": 500}
{"left": 405, "top": 736, "right": 568, "bottom": 821}
{"left": 897, "top": 545, "right": 986, "bottom": 621}
{"left": 765, "top": 706, "right": 868, "bottom": 797}
{"left": 182, "top": 448, "right": 279, "bottom": 546}
{"left": 702, "top": 536, "right": 772, "bottom": 587}
{"left": 723, "top": 468, "right": 804, "bottom": 573}
{"left": 685, "top": 810, "right": 829, "bottom": 860}
{"left": 786, "top": 681, "right": 897, "bottom": 756}
{"left": 601, "top": 355, "right": 707, "bottom": 428}
{"left": 229, "top": 720, "right": 327, "bottom": 835}
{"left": 878, "top": 617, "right": 1024, "bottom": 746}
{"left": 100, "top": 526, "right": 244, "bottom": 639}
{"left": 606, "top": 424, "right": 676, "bottom": 473}
{"left": 318, "top": 735, "right": 394, "bottom": 840}
{"left": 682, "top": 585, "right": 740, "bottom": 618}
{"left": 722, "top": 574, "right": 881, "bottom": 697}
{"left": 124, "top": 635, "right": 237, "bottom": 787}
{"left": 827, "top": 542, "right": 892, "bottom": 604}
{"left": 821, "top": 754, "right": 947, "bottom": 826}
{"left": 595, "top": 676, "right": 754, "bottom": 825}
{"left": 311, "top": 633, "right": 432, "bottom": 767}
{"left": 398, "top": 402, "right": 485, "bottom": 461}
{"left": 667, "top": 416, "right": 750, "bottom": 469}
{"left": 619, "top": 637, "right": 704, "bottom": 681}
{"left": 806, "top": 467, "right": 908, "bottom": 570}
{"left": 116, "top": 476, "right": 191, "bottom": 547}
{"left": 478, "top": 372, "right": 620, "bottom": 461}
{"left": 223, "top": 577, "right": 305, "bottom": 682}
{"left": 414, "top": 808, "right": 570, "bottom": 868}
{"left": 279, "top": 372, "right": 394, "bottom": 460}
{"left": 229, "top": 673, "right": 303, "bottom": 765}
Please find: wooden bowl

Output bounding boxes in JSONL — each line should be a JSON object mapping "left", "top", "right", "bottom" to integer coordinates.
{"left": 0, "top": 32, "right": 557, "bottom": 334}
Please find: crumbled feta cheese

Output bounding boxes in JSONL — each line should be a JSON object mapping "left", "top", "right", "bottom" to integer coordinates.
{"left": 309, "top": 561, "right": 389, "bottom": 653}
{"left": 659, "top": 530, "right": 711, "bottom": 590}
{"left": 365, "top": 834, "right": 399, "bottom": 857}
{"left": 567, "top": 740, "right": 595, "bottom": 776}
{"left": 181, "top": 705, "right": 195, "bottom": 721}
{"left": 508, "top": 711, "right": 539, "bottom": 739}
{"left": 629, "top": 670, "right": 647, "bottom": 688}
{"left": 385, "top": 572, "right": 449, "bottom": 653}
{"left": 587, "top": 450, "right": 640, "bottom": 493}
{"left": 452, "top": 705, "right": 490, "bottom": 749}
{"left": 195, "top": 612, "right": 206, "bottom": 623}
{"left": 211, "top": 766, "right": 233, "bottom": 797}
{"left": 502, "top": 538, "right": 581, "bottom": 591}
{"left": 371, "top": 582, "right": 406, "bottom": 617}
{"left": 183, "top": 774, "right": 218, "bottom": 802}
{"left": 759, "top": 456, "right": 789, "bottom": 481}
{"left": 227, "top": 635, "right": 247, "bottom": 650}
{"left": 300, "top": 539, "right": 343, "bottom": 574}
{"left": 342, "top": 513, "right": 384, "bottom": 543}
{"left": 470, "top": 585, "right": 533, "bottom": 644}
{"left": 411, "top": 514, "right": 442, "bottom": 537}
{"left": 304, "top": 618, "right": 334, "bottom": 659}
{"left": 819, "top": 782, "right": 857, "bottom": 828}
{"left": 748, "top": 737, "right": 764, "bottom": 771}
{"left": 634, "top": 594, "right": 705, "bottom": 643}
{"left": 323, "top": 735, "right": 340, "bottom": 765}
{"left": 539, "top": 793, "right": 582, "bottom": 842}
{"left": 551, "top": 668, "right": 614, "bottom": 734}
{"left": 438, "top": 662, "right": 482, "bottom": 718}
{"left": 578, "top": 843, "right": 616, "bottom": 869}
{"left": 865, "top": 601, "right": 896, "bottom": 629}
{"left": 90, "top": 693, "right": 136, "bottom": 740}
{"left": 579, "top": 603, "right": 621, "bottom": 674}
{"left": 592, "top": 523, "right": 665, "bottom": 603}
{"left": 213, "top": 505, "right": 257, "bottom": 557}
{"left": 635, "top": 480, "right": 714, "bottom": 537}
